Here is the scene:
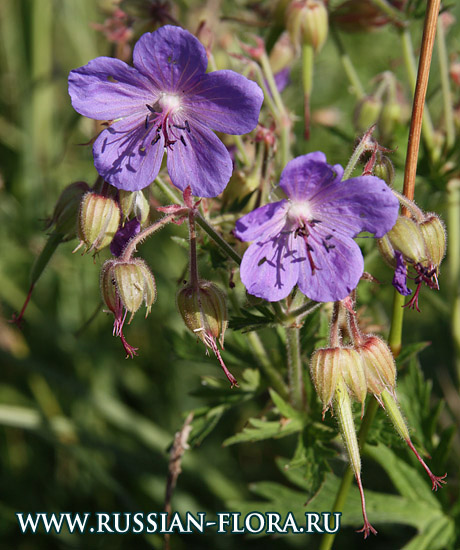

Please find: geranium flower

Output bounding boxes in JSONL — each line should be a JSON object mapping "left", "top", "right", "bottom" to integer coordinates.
{"left": 68, "top": 25, "right": 263, "bottom": 198}
{"left": 234, "top": 152, "right": 399, "bottom": 302}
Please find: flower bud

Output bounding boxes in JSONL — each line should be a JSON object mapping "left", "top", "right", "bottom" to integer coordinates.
{"left": 358, "top": 336, "right": 396, "bottom": 396}
{"left": 119, "top": 190, "right": 150, "bottom": 226}
{"left": 379, "top": 101, "right": 402, "bottom": 140}
{"left": 339, "top": 348, "right": 367, "bottom": 409}
{"left": 310, "top": 347, "right": 341, "bottom": 415}
{"left": 176, "top": 281, "right": 228, "bottom": 349}
{"left": 286, "top": 0, "right": 329, "bottom": 53}
{"left": 378, "top": 216, "right": 428, "bottom": 268}
{"left": 101, "top": 258, "right": 156, "bottom": 325}
{"left": 114, "top": 259, "right": 156, "bottom": 317}
{"left": 269, "top": 32, "right": 296, "bottom": 74}
{"left": 419, "top": 214, "right": 446, "bottom": 271}
{"left": 353, "top": 96, "right": 383, "bottom": 133}
{"left": 372, "top": 156, "right": 395, "bottom": 187}
{"left": 47, "top": 181, "right": 90, "bottom": 241}
{"left": 76, "top": 192, "right": 121, "bottom": 254}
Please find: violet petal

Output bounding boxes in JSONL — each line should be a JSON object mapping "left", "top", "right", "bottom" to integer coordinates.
{"left": 392, "top": 251, "right": 412, "bottom": 296}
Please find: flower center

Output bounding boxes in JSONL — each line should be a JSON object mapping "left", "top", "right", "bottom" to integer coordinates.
{"left": 287, "top": 201, "right": 313, "bottom": 227}
{"left": 145, "top": 93, "right": 191, "bottom": 150}
{"left": 158, "top": 92, "right": 181, "bottom": 113}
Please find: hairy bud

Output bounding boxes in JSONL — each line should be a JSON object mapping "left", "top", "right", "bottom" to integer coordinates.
{"left": 357, "top": 336, "right": 396, "bottom": 397}
{"left": 119, "top": 190, "right": 150, "bottom": 225}
{"left": 310, "top": 347, "right": 341, "bottom": 415}
{"left": 76, "top": 192, "right": 121, "bottom": 254}
{"left": 419, "top": 214, "right": 446, "bottom": 272}
{"left": 286, "top": 0, "right": 329, "bottom": 53}
{"left": 177, "top": 281, "right": 228, "bottom": 348}
{"left": 378, "top": 216, "right": 428, "bottom": 268}
{"left": 101, "top": 258, "right": 156, "bottom": 328}
{"left": 339, "top": 348, "right": 367, "bottom": 410}
{"left": 353, "top": 96, "right": 382, "bottom": 133}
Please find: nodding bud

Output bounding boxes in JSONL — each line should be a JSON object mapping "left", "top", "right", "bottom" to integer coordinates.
{"left": 269, "top": 31, "right": 296, "bottom": 74}
{"left": 353, "top": 96, "right": 383, "bottom": 133}
{"left": 176, "top": 281, "right": 228, "bottom": 349}
{"left": 47, "top": 181, "right": 90, "bottom": 241}
{"left": 418, "top": 214, "right": 446, "bottom": 272}
{"left": 378, "top": 216, "right": 428, "bottom": 268}
{"left": 339, "top": 348, "right": 367, "bottom": 411}
{"left": 310, "top": 347, "right": 341, "bottom": 415}
{"left": 357, "top": 336, "right": 396, "bottom": 397}
{"left": 286, "top": 0, "right": 329, "bottom": 53}
{"left": 76, "top": 192, "right": 121, "bottom": 254}
{"left": 373, "top": 156, "right": 395, "bottom": 187}
{"left": 101, "top": 258, "right": 156, "bottom": 327}
{"left": 119, "top": 190, "right": 150, "bottom": 226}
{"left": 379, "top": 101, "right": 402, "bottom": 140}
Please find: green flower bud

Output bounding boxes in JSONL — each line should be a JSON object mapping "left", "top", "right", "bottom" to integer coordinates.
{"left": 176, "top": 281, "right": 228, "bottom": 349}
{"left": 373, "top": 156, "right": 395, "bottom": 187}
{"left": 47, "top": 181, "right": 90, "bottom": 241}
{"left": 76, "top": 192, "right": 121, "bottom": 254}
{"left": 286, "top": 0, "right": 329, "bottom": 53}
{"left": 310, "top": 347, "right": 341, "bottom": 415}
{"left": 269, "top": 31, "right": 296, "bottom": 74}
{"left": 358, "top": 336, "right": 396, "bottom": 397}
{"left": 353, "top": 95, "right": 383, "bottom": 133}
{"left": 419, "top": 214, "right": 446, "bottom": 271}
{"left": 378, "top": 216, "right": 428, "bottom": 268}
{"left": 101, "top": 258, "right": 156, "bottom": 324}
{"left": 379, "top": 101, "right": 402, "bottom": 140}
{"left": 119, "top": 190, "right": 150, "bottom": 226}
{"left": 339, "top": 348, "right": 367, "bottom": 410}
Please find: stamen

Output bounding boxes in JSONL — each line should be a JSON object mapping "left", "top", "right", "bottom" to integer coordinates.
{"left": 180, "top": 135, "right": 187, "bottom": 146}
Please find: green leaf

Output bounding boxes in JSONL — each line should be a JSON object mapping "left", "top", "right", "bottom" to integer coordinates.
{"left": 229, "top": 310, "right": 276, "bottom": 332}
{"left": 396, "top": 341, "right": 431, "bottom": 368}
{"left": 223, "top": 417, "right": 303, "bottom": 446}
{"left": 268, "top": 388, "right": 302, "bottom": 420}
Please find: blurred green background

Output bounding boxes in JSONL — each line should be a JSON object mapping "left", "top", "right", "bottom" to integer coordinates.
{"left": 1, "top": 0, "right": 459, "bottom": 548}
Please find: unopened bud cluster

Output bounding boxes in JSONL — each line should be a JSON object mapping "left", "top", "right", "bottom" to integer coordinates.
{"left": 378, "top": 210, "right": 446, "bottom": 277}
{"left": 310, "top": 335, "right": 395, "bottom": 415}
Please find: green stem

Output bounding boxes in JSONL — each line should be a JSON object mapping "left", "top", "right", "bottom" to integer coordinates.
{"left": 285, "top": 326, "right": 304, "bottom": 409}
{"left": 121, "top": 214, "right": 176, "bottom": 261}
{"left": 247, "top": 332, "right": 289, "bottom": 400}
{"left": 447, "top": 179, "right": 460, "bottom": 383}
{"left": 319, "top": 399, "right": 379, "bottom": 550}
{"left": 331, "top": 27, "right": 365, "bottom": 100}
{"left": 155, "top": 176, "right": 182, "bottom": 204}
{"left": 259, "top": 51, "right": 291, "bottom": 166}
{"left": 400, "top": 27, "right": 438, "bottom": 160}
{"left": 369, "top": 0, "right": 407, "bottom": 25}
{"left": 196, "top": 216, "right": 242, "bottom": 266}
{"left": 388, "top": 291, "right": 405, "bottom": 357}
{"left": 343, "top": 128, "right": 374, "bottom": 180}
{"left": 436, "top": 17, "right": 455, "bottom": 149}
{"left": 233, "top": 134, "right": 252, "bottom": 167}
{"left": 188, "top": 211, "right": 199, "bottom": 290}
{"left": 302, "top": 43, "right": 314, "bottom": 139}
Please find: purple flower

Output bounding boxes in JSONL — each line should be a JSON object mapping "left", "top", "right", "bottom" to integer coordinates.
{"left": 392, "top": 251, "right": 412, "bottom": 296}
{"left": 68, "top": 25, "right": 263, "bottom": 198}
{"left": 234, "top": 152, "right": 399, "bottom": 302}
